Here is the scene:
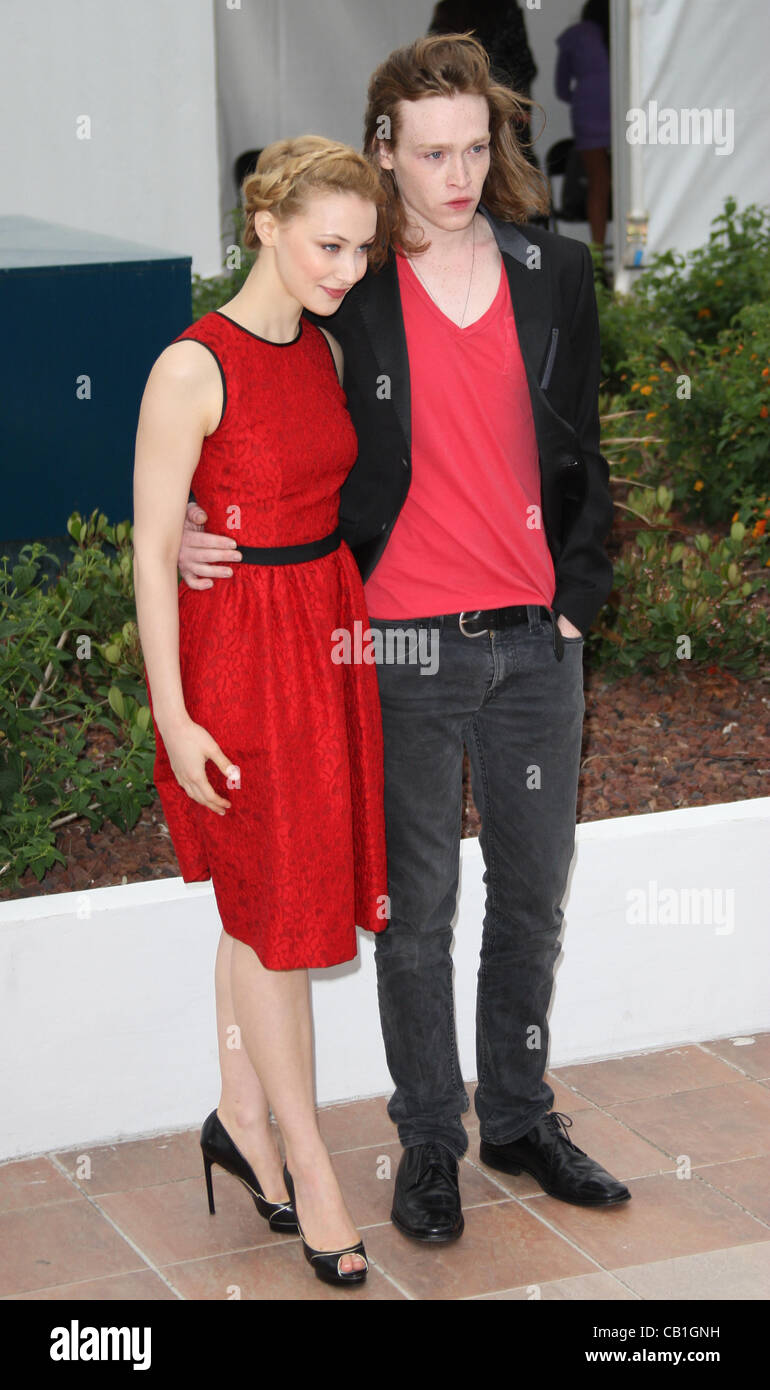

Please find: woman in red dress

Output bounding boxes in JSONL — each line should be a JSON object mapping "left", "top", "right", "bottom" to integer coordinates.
{"left": 133, "top": 137, "right": 388, "bottom": 1286}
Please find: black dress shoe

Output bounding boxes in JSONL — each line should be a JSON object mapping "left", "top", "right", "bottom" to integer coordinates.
{"left": 391, "top": 1141, "right": 464, "bottom": 1242}
{"left": 480, "top": 1112, "right": 631, "bottom": 1207}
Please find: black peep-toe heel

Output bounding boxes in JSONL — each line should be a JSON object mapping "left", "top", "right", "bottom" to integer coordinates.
{"left": 283, "top": 1164, "right": 368, "bottom": 1287}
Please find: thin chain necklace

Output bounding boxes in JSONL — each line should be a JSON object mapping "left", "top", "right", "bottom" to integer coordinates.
{"left": 407, "top": 215, "right": 477, "bottom": 328}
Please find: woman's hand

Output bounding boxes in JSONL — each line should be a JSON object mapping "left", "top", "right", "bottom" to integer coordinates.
{"left": 160, "top": 714, "right": 238, "bottom": 815}
{"left": 178, "top": 503, "right": 242, "bottom": 589}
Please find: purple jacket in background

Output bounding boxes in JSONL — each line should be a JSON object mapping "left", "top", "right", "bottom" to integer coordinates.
{"left": 555, "top": 19, "right": 610, "bottom": 150}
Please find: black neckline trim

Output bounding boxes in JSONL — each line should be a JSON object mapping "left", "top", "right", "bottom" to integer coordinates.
{"left": 213, "top": 309, "right": 303, "bottom": 346}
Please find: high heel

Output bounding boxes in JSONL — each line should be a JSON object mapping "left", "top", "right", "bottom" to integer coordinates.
{"left": 283, "top": 1164, "right": 368, "bottom": 1287}
{"left": 200, "top": 1110, "right": 298, "bottom": 1234}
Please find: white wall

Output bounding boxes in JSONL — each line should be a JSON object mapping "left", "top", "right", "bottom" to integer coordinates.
{"left": 0, "top": 0, "right": 222, "bottom": 274}
{"left": 2, "top": 798, "right": 767, "bottom": 1161}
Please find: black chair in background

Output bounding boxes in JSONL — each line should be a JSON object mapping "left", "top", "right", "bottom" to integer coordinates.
{"left": 234, "top": 150, "right": 262, "bottom": 196}
{"left": 545, "top": 137, "right": 613, "bottom": 227}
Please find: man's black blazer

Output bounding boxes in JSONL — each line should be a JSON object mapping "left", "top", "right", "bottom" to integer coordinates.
{"left": 304, "top": 203, "right": 614, "bottom": 636}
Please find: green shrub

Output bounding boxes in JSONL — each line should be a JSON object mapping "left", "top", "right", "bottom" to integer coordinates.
{"left": 631, "top": 198, "right": 770, "bottom": 348}
{"left": 615, "top": 300, "right": 770, "bottom": 522}
{"left": 0, "top": 512, "right": 155, "bottom": 892}
{"left": 596, "top": 199, "right": 770, "bottom": 523}
{"left": 588, "top": 511, "right": 769, "bottom": 678}
{"left": 596, "top": 198, "right": 770, "bottom": 390}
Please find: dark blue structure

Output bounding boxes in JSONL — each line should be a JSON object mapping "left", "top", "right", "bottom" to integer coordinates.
{"left": 0, "top": 216, "right": 191, "bottom": 542}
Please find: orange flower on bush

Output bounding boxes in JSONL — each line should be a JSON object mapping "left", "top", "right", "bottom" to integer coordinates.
{"left": 694, "top": 480, "right": 705, "bottom": 491}
{"left": 697, "top": 308, "right": 712, "bottom": 318}
{"left": 645, "top": 411, "right": 656, "bottom": 420}
{"left": 753, "top": 519, "right": 767, "bottom": 537}
{"left": 760, "top": 405, "right": 768, "bottom": 418}
{"left": 762, "top": 367, "right": 770, "bottom": 377}
{"left": 640, "top": 385, "right": 653, "bottom": 396}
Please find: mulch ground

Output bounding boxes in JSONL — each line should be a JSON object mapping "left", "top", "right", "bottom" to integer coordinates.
{"left": 3, "top": 660, "right": 767, "bottom": 901}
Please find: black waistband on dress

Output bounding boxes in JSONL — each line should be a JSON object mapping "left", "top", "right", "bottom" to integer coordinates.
{"left": 237, "top": 526, "right": 341, "bottom": 566}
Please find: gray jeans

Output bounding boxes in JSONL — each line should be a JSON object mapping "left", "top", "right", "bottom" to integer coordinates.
{"left": 369, "top": 606, "right": 585, "bottom": 1158}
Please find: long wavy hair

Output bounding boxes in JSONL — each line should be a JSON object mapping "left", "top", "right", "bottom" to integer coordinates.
{"left": 363, "top": 32, "right": 551, "bottom": 269}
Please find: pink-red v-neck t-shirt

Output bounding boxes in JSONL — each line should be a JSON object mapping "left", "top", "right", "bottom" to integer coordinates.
{"left": 363, "top": 251, "right": 556, "bottom": 619}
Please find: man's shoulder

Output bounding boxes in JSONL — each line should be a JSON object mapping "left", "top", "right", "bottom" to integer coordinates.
{"left": 485, "top": 208, "right": 588, "bottom": 274}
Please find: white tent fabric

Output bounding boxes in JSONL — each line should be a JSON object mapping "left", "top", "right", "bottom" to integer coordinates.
{"left": 633, "top": 0, "right": 769, "bottom": 258}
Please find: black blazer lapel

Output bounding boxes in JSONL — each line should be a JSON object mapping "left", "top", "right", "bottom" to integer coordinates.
{"left": 357, "top": 255, "right": 412, "bottom": 454}
{"left": 478, "top": 204, "right": 557, "bottom": 410}
{"left": 355, "top": 206, "right": 564, "bottom": 458}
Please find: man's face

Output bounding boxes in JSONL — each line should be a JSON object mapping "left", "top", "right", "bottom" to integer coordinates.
{"left": 377, "top": 93, "right": 491, "bottom": 238}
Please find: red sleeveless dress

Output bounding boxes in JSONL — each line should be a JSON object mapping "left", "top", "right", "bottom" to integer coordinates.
{"left": 144, "top": 309, "right": 388, "bottom": 969}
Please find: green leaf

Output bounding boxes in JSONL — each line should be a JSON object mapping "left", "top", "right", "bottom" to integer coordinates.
{"left": 108, "top": 686, "right": 126, "bottom": 720}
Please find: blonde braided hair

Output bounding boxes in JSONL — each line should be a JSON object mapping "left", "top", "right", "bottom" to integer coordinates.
{"left": 242, "top": 135, "right": 385, "bottom": 252}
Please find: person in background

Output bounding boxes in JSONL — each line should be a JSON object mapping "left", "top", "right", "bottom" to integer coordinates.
{"left": 555, "top": 0, "right": 611, "bottom": 252}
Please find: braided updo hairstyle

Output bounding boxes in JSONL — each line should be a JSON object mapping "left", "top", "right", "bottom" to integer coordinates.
{"left": 242, "top": 135, "right": 386, "bottom": 254}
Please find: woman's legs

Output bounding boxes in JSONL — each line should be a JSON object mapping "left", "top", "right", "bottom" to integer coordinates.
{"left": 579, "top": 146, "right": 611, "bottom": 248}
{"left": 215, "top": 930, "right": 288, "bottom": 1203}
{"left": 216, "top": 930, "right": 365, "bottom": 1273}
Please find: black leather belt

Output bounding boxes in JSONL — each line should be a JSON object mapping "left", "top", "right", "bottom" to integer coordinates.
{"left": 368, "top": 604, "right": 565, "bottom": 659}
{"left": 238, "top": 526, "right": 341, "bottom": 565}
{"left": 449, "top": 605, "right": 563, "bottom": 660}
{"left": 449, "top": 605, "right": 552, "bottom": 636}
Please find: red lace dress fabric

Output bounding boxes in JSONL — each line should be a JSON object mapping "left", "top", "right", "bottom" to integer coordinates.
{"left": 144, "top": 310, "right": 388, "bottom": 969}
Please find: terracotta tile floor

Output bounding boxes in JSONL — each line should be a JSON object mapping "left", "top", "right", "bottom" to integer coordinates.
{"left": 2, "top": 1034, "right": 769, "bottom": 1301}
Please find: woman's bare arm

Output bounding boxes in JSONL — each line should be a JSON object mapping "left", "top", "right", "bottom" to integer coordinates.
{"left": 133, "top": 342, "right": 236, "bottom": 812}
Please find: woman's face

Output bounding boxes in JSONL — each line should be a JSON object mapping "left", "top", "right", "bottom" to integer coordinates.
{"left": 264, "top": 190, "right": 378, "bottom": 313}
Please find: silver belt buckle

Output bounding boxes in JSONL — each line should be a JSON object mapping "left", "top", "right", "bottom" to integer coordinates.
{"left": 458, "top": 610, "right": 488, "bottom": 638}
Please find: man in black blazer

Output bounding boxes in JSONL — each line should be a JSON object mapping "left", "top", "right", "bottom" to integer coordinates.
{"left": 310, "top": 202, "right": 613, "bottom": 639}
{"left": 179, "top": 33, "right": 630, "bottom": 1242}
